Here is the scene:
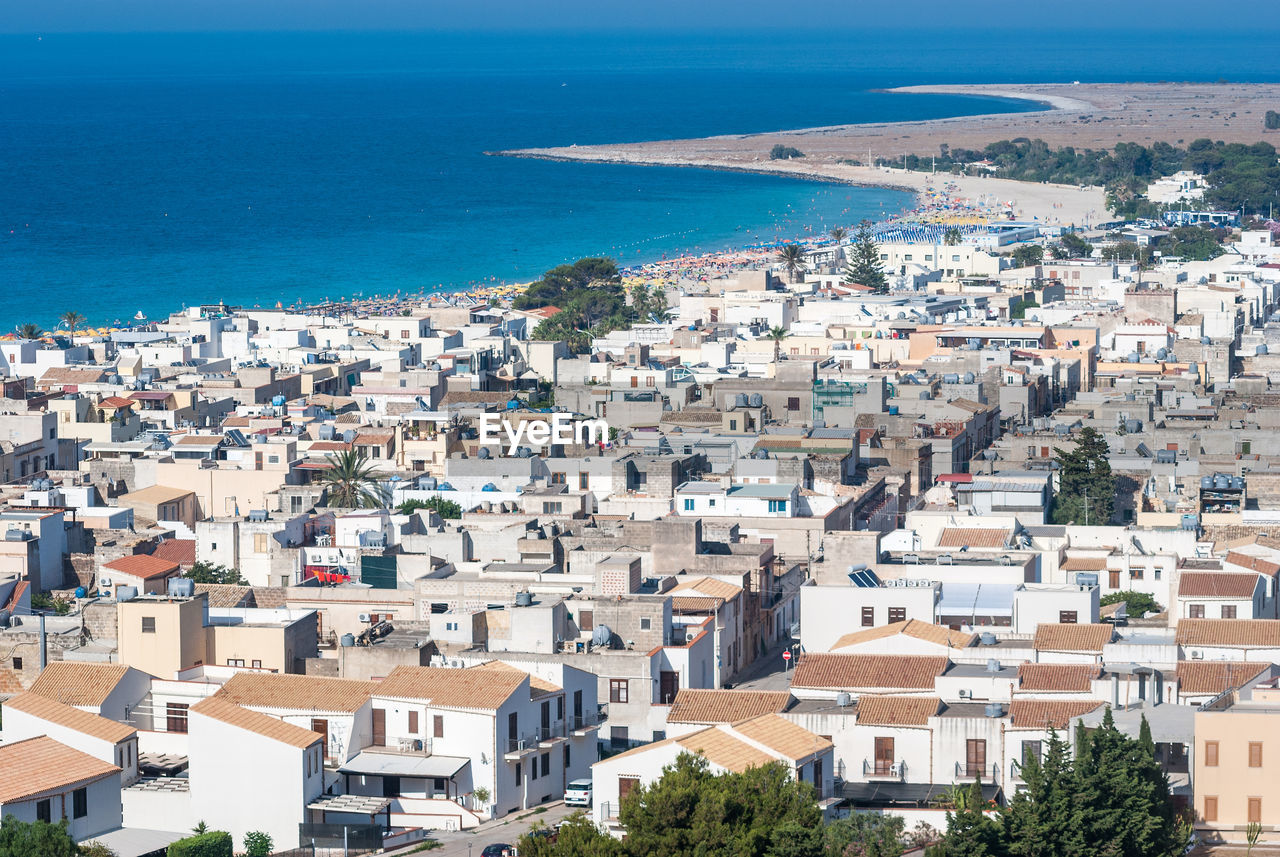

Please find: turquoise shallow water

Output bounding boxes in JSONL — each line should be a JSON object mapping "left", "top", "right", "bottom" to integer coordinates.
{"left": 0, "top": 29, "right": 1270, "bottom": 327}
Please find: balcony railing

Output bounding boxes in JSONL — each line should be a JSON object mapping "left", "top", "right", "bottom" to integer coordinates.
{"left": 369, "top": 738, "right": 433, "bottom": 756}
{"left": 863, "top": 759, "right": 907, "bottom": 780}
{"left": 572, "top": 711, "right": 600, "bottom": 732}
{"left": 955, "top": 761, "right": 1000, "bottom": 782}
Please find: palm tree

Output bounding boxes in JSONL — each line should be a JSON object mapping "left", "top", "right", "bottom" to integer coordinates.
{"left": 943, "top": 227, "right": 963, "bottom": 246}
{"left": 60, "top": 310, "right": 86, "bottom": 336}
{"left": 192, "top": 821, "right": 209, "bottom": 835}
{"left": 318, "top": 449, "right": 383, "bottom": 508}
{"left": 766, "top": 326, "right": 789, "bottom": 360}
{"left": 16, "top": 323, "right": 43, "bottom": 340}
{"left": 829, "top": 227, "right": 848, "bottom": 266}
{"left": 775, "top": 243, "right": 808, "bottom": 283}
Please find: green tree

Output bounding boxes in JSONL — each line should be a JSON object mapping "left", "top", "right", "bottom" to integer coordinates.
{"left": 184, "top": 561, "right": 246, "bottom": 586}
{"left": 16, "top": 323, "right": 43, "bottom": 340}
{"left": 770, "top": 144, "right": 805, "bottom": 160}
{"left": 79, "top": 843, "right": 117, "bottom": 857}
{"left": 1051, "top": 427, "right": 1115, "bottom": 526}
{"left": 242, "top": 831, "right": 273, "bottom": 857}
{"left": 823, "top": 813, "right": 905, "bottom": 857}
{"left": 939, "top": 780, "right": 1002, "bottom": 857}
{"left": 1005, "top": 731, "right": 1084, "bottom": 857}
{"left": 60, "top": 311, "right": 87, "bottom": 336}
{"left": 0, "top": 817, "right": 79, "bottom": 857}
{"left": 319, "top": 449, "right": 383, "bottom": 509}
{"left": 944, "top": 227, "right": 963, "bottom": 246}
{"left": 1099, "top": 591, "right": 1161, "bottom": 616}
{"left": 1059, "top": 232, "right": 1092, "bottom": 258}
{"left": 398, "top": 496, "right": 463, "bottom": 519}
{"left": 1011, "top": 245, "right": 1044, "bottom": 268}
{"left": 766, "top": 326, "right": 790, "bottom": 360}
{"left": 31, "top": 592, "right": 72, "bottom": 615}
{"left": 776, "top": 244, "right": 808, "bottom": 283}
{"left": 166, "top": 830, "right": 233, "bottom": 857}
{"left": 517, "top": 813, "right": 620, "bottom": 857}
{"left": 844, "top": 223, "right": 888, "bottom": 294}
{"left": 1048, "top": 243, "right": 1069, "bottom": 260}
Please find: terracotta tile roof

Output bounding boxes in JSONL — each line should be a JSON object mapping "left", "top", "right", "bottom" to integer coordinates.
{"left": 0, "top": 667, "right": 23, "bottom": 696}
{"left": 675, "top": 726, "right": 776, "bottom": 773}
{"left": 669, "top": 577, "right": 743, "bottom": 600}
{"left": 29, "top": 662, "right": 130, "bottom": 708}
{"left": 668, "top": 690, "right": 793, "bottom": 724}
{"left": 1009, "top": 699, "right": 1104, "bottom": 729}
{"left": 1224, "top": 551, "right": 1280, "bottom": 576}
{"left": 855, "top": 696, "right": 941, "bottom": 726}
{"left": 731, "top": 714, "right": 831, "bottom": 761}
{"left": 308, "top": 441, "right": 351, "bottom": 452}
{"left": 671, "top": 596, "right": 723, "bottom": 613}
{"left": 217, "top": 672, "right": 377, "bottom": 714}
{"left": 375, "top": 665, "right": 524, "bottom": 711}
{"left": 189, "top": 697, "right": 322, "bottom": 749}
{"left": 1177, "top": 571, "right": 1259, "bottom": 599}
{"left": 1, "top": 580, "right": 28, "bottom": 612}
{"left": 1017, "top": 663, "right": 1102, "bottom": 692}
{"left": 0, "top": 736, "right": 121, "bottom": 804}
{"left": 37, "top": 367, "right": 109, "bottom": 386}
{"left": 99, "top": 396, "right": 136, "bottom": 409}
{"left": 792, "top": 654, "right": 949, "bottom": 691}
{"left": 1060, "top": 556, "right": 1108, "bottom": 572}
{"left": 937, "top": 527, "right": 1010, "bottom": 549}
{"left": 151, "top": 538, "right": 196, "bottom": 568}
{"left": 467, "top": 661, "right": 561, "bottom": 697}
{"left": 831, "top": 619, "right": 975, "bottom": 652}
{"left": 4, "top": 692, "right": 136, "bottom": 744}
{"left": 1176, "top": 619, "right": 1280, "bottom": 648}
{"left": 1175, "top": 661, "right": 1269, "bottom": 695}
{"left": 175, "top": 435, "right": 222, "bottom": 446}
{"left": 1032, "top": 623, "right": 1114, "bottom": 653}
{"left": 120, "top": 484, "right": 194, "bottom": 505}
{"left": 104, "top": 553, "right": 181, "bottom": 580}
{"left": 193, "top": 583, "right": 254, "bottom": 608}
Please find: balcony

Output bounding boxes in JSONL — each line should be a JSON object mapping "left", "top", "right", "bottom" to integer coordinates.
{"left": 504, "top": 733, "right": 540, "bottom": 760}
{"left": 367, "top": 738, "right": 433, "bottom": 757}
{"left": 572, "top": 711, "right": 601, "bottom": 734}
{"left": 863, "top": 759, "right": 907, "bottom": 781}
{"left": 955, "top": 761, "right": 1000, "bottom": 782}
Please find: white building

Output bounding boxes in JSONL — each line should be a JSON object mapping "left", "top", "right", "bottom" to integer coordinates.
{"left": 0, "top": 736, "right": 123, "bottom": 842}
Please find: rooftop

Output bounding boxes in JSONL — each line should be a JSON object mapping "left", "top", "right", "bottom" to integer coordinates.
{"left": 0, "top": 736, "right": 121, "bottom": 804}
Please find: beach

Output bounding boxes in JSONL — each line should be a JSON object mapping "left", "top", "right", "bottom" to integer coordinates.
{"left": 501, "top": 81, "right": 1280, "bottom": 225}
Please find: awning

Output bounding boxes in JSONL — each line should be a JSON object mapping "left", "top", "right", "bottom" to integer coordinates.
{"left": 339, "top": 751, "right": 470, "bottom": 779}
{"left": 841, "top": 781, "right": 1003, "bottom": 807}
{"left": 78, "top": 827, "right": 188, "bottom": 857}
{"left": 938, "top": 583, "right": 1015, "bottom": 617}
{"left": 308, "top": 794, "right": 393, "bottom": 815}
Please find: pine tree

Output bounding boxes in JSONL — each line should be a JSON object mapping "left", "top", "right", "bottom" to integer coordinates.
{"left": 844, "top": 223, "right": 888, "bottom": 294}
{"left": 941, "top": 780, "right": 1002, "bottom": 857}
{"left": 1006, "top": 731, "right": 1086, "bottom": 857}
{"left": 1051, "top": 426, "right": 1115, "bottom": 525}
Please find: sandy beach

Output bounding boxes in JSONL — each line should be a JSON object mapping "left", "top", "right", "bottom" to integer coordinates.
{"left": 501, "top": 82, "right": 1280, "bottom": 224}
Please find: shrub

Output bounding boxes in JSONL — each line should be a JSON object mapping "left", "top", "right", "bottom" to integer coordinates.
{"left": 769, "top": 144, "right": 805, "bottom": 160}
{"left": 242, "top": 831, "right": 273, "bottom": 857}
{"left": 166, "top": 831, "right": 233, "bottom": 857}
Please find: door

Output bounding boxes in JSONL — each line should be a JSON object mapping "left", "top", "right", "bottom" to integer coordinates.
{"left": 813, "top": 758, "right": 823, "bottom": 797}
{"left": 579, "top": 610, "right": 594, "bottom": 632}
{"left": 874, "top": 737, "right": 895, "bottom": 775}
{"left": 659, "top": 671, "right": 680, "bottom": 705}
{"left": 311, "top": 718, "right": 329, "bottom": 759}
{"left": 967, "top": 739, "right": 987, "bottom": 779}
{"left": 509, "top": 711, "right": 519, "bottom": 750}
{"left": 1109, "top": 570, "right": 1120, "bottom": 589}
{"left": 372, "top": 708, "right": 386, "bottom": 747}
{"left": 573, "top": 689, "right": 583, "bottom": 728}
{"left": 618, "top": 776, "right": 640, "bottom": 808}
{"left": 541, "top": 700, "right": 551, "bottom": 737}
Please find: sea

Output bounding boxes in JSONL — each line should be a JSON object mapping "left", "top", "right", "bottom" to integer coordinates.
{"left": 0, "top": 28, "right": 1275, "bottom": 327}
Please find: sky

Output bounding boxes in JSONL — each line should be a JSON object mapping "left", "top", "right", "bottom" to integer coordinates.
{"left": 3, "top": 0, "right": 1273, "bottom": 33}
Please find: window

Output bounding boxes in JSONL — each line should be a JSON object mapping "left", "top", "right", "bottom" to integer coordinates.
{"left": 446, "top": 622, "right": 457, "bottom": 631}
{"left": 11, "top": 657, "right": 21, "bottom": 670}
{"left": 952, "top": 254, "right": 961, "bottom": 262}
{"left": 541, "top": 752, "right": 550, "bottom": 777}
{"left": 73, "top": 788, "right": 87, "bottom": 819}
{"left": 1203, "top": 796, "right": 1217, "bottom": 822}
{"left": 861, "top": 607, "right": 875, "bottom": 627}
{"left": 1250, "top": 742, "right": 1263, "bottom": 768}
{"left": 611, "top": 726, "right": 629, "bottom": 750}
{"left": 434, "top": 715, "right": 444, "bottom": 739}
{"left": 408, "top": 711, "right": 419, "bottom": 733}
{"left": 579, "top": 473, "right": 589, "bottom": 490}
{"left": 888, "top": 607, "right": 906, "bottom": 623}
{"left": 37, "top": 799, "right": 51, "bottom": 824}
{"left": 227, "top": 658, "right": 245, "bottom": 667}
{"left": 268, "top": 455, "right": 279, "bottom": 464}
{"left": 383, "top": 775, "right": 401, "bottom": 797}
{"left": 564, "top": 744, "right": 571, "bottom": 768}
{"left": 1221, "top": 605, "right": 1237, "bottom": 619}
{"left": 1204, "top": 741, "right": 1219, "bottom": 767}
{"left": 255, "top": 533, "right": 269, "bottom": 553}
{"left": 610, "top": 679, "right": 629, "bottom": 703}
{"left": 1059, "top": 611, "right": 1078, "bottom": 624}
{"left": 1130, "top": 567, "right": 1143, "bottom": 580}
{"left": 787, "top": 397, "right": 800, "bottom": 412}
{"left": 531, "top": 759, "right": 538, "bottom": 780}
{"left": 767, "top": 500, "right": 787, "bottom": 513}
{"left": 542, "top": 502, "right": 562, "bottom": 514}
{"left": 684, "top": 499, "right": 695, "bottom": 511}
{"left": 251, "top": 659, "right": 261, "bottom": 669}
{"left": 1189, "top": 604, "right": 1205, "bottom": 619}
{"left": 402, "top": 329, "right": 411, "bottom": 338}
{"left": 1022, "top": 740, "right": 1042, "bottom": 764}
{"left": 551, "top": 472, "right": 566, "bottom": 484}
{"left": 640, "top": 617, "right": 651, "bottom": 631}
{"left": 141, "top": 617, "right": 156, "bottom": 634}
{"left": 1249, "top": 797, "right": 1263, "bottom": 824}
{"left": 904, "top": 255, "right": 913, "bottom": 262}
{"left": 729, "top": 419, "right": 738, "bottom": 431}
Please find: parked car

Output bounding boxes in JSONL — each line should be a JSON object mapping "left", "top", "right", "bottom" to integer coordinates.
{"left": 482, "top": 844, "right": 514, "bottom": 857}
{"left": 565, "top": 778, "right": 593, "bottom": 807}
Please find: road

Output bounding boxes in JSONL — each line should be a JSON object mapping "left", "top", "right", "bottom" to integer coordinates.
{"left": 383, "top": 802, "right": 578, "bottom": 857}
{"left": 731, "top": 636, "right": 800, "bottom": 692}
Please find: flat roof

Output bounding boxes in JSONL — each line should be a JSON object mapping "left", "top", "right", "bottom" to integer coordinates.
{"left": 339, "top": 751, "right": 470, "bottom": 779}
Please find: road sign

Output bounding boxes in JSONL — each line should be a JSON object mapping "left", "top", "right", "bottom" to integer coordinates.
{"left": 782, "top": 650, "right": 792, "bottom": 661}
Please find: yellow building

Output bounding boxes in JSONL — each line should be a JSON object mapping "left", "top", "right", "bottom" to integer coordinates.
{"left": 1194, "top": 676, "right": 1280, "bottom": 843}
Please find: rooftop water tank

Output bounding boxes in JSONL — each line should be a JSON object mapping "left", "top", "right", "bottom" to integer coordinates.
{"left": 735, "top": 393, "right": 749, "bottom": 408}
{"left": 515, "top": 591, "right": 534, "bottom": 607}
{"left": 272, "top": 395, "right": 287, "bottom": 407}
{"left": 591, "top": 623, "right": 613, "bottom": 648}
{"left": 1200, "top": 476, "right": 1214, "bottom": 490}
{"left": 749, "top": 393, "right": 763, "bottom": 408}
{"left": 116, "top": 586, "right": 138, "bottom": 602}
{"left": 1259, "top": 344, "right": 1270, "bottom": 356}
{"left": 340, "top": 633, "right": 356, "bottom": 647}
{"left": 167, "top": 578, "right": 195, "bottom": 598}
{"left": 979, "top": 632, "right": 997, "bottom": 646}
{"left": 984, "top": 702, "right": 1005, "bottom": 718}
{"left": 835, "top": 692, "right": 853, "bottom": 707}
{"left": 963, "top": 372, "right": 975, "bottom": 384}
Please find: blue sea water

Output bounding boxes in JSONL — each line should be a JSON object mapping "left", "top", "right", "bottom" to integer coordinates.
{"left": 0, "top": 29, "right": 1274, "bottom": 327}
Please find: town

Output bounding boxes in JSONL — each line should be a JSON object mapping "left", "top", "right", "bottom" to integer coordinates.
{"left": 3, "top": 191, "right": 1280, "bottom": 857}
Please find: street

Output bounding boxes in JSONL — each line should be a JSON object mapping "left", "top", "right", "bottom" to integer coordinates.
{"left": 384, "top": 802, "right": 579, "bottom": 857}
{"left": 732, "top": 635, "right": 800, "bottom": 692}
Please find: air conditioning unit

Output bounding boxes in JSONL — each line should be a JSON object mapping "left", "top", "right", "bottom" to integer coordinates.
{"left": 99, "top": 578, "right": 112, "bottom": 587}
{"left": 358, "top": 613, "right": 371, "bottom": 623}
{"left": 1191, "top": 650, "right": 1204, "bottom": 660}
{"left": 958, "top": 689, "right": 972, "bottom": 699}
